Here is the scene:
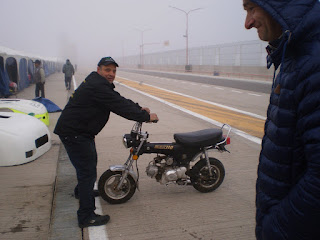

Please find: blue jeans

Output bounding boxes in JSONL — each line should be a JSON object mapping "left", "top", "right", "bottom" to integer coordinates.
{"left": 59, "top": 135, "right": 97, "bottom": 224}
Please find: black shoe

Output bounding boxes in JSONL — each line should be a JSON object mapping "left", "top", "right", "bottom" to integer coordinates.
{"left": 74, "top": 190, "right": 100, "bottom": 200}
{"left": 78, "top": 214, "right": 110, "bottom": 228}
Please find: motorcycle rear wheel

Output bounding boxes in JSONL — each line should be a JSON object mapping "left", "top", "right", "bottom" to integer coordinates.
{"left": 98, "top": 170, "right": 136, "bottom": 204}
{"left": 191, "top": 157, "right": 225, "bottom": 193}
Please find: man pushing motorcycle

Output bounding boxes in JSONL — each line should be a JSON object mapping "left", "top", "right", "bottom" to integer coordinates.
{"left": 54, "top": 56, "right": 158, "bottom": 228}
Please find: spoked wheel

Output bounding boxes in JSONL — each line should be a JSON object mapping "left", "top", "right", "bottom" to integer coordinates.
{"left": 98, "top": 170, "right": 136, "bottom": 204}
{"left": 191, "top": 158, "right": 225, "bottom": 193}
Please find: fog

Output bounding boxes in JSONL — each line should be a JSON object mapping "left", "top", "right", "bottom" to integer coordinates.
{"left": 0, "top": 0, "right": 258, "bottom": 68}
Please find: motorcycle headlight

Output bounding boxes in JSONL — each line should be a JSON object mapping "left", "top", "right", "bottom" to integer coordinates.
{"left": 122, "top": 134, "right": 132, "bottom": 148}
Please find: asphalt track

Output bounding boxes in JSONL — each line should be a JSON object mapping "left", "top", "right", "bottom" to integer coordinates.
{"left": 117, "top": 77, "right": 265, "bottom": 139}
{"left": 120, "top": 68, "right": 272, "bottom": 94}
{"left": 0, "top": 70, "right": 263, "bottom": 240}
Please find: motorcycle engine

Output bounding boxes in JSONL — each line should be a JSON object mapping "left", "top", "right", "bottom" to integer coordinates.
{"left": 146, "top": 156, "right": 188, "bottom": 185}
{"left": 146, "top": 164, "right": 158, "bottom": 178}
{"left": 160, "top": 166, "right": 187, "bottom": 185}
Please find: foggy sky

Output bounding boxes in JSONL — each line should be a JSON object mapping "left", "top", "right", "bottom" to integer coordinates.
{"left": 0, "top": 0, "right": 259, "bottom": 68}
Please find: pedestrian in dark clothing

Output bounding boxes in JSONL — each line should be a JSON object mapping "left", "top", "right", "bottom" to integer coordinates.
{"left": 243, "top": 0, "right": 320, "bottom": 239}
{"left": 34, "top": 60, "right": 45, "bottom": 98}
{"left": 54, "top": 56, "right": 158, "bottom": 228}
{"left": 62, "top": 59, "right": 75, "bottom": 90}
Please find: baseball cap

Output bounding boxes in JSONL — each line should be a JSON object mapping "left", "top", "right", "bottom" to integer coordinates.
{"left": 98, "top": 57, "right": 119, "bottom": 67}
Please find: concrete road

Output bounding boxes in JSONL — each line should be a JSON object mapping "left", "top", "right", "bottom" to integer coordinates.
{"left": 80, "top": 70, "right": 263, "bottom": 240}
{"left": 117, "top": 71, "right": 269, "bottom": 119}
{"left": 120, "top": 68, "right": 272, "bottom": 94}
{"left": 0, "top": 69, "right": 264, "bottom": 240}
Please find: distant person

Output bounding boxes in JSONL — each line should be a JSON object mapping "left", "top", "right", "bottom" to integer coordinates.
{"left": 62, "top": 59, "right": 75, "bottom": 90}
{"left": 243, "top": 0, "right": 320, "bottom": 239}
{"left": 54, "top": 56, "right": 158, "bottom": 228}
{"left": 34, "top": 60, "right": 45, "bottom": 98}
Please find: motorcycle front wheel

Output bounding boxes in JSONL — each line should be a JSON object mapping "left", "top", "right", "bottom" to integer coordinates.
{"left": 98, "top": 170, "right": 136, "bottom": 204}
{"left": 191, "top": 157, "right": 225, "bottom": 193}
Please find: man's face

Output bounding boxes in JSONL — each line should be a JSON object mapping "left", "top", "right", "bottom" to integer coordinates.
{"left": 97, "top": 64, "right": 117, "bottom": 84}
{"left": 243, "top": 0, "right": 282, "bottom": 42}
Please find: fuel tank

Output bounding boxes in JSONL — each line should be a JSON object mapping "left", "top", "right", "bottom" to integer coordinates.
{"left": 141, "top": 142, "right": 199, "bottom": 163}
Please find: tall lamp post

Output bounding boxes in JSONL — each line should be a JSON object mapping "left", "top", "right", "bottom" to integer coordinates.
{"left": 169, "top": 6, "right": 202, "bottom": 71}
{"left": 135, "top": 28, "right": 151, "bottom": 68}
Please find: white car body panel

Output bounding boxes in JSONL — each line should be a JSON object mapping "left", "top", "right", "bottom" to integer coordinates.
{"left": 0, "top": 112, "right": 51, "bottom": 166}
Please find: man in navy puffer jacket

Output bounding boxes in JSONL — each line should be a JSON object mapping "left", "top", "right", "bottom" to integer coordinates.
{"left": 243, "top": 0, "right": 320, "bottom": 239}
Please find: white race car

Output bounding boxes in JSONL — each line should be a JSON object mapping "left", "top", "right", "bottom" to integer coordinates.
{"left": 0, "top": 112, "right": 51, "bottom": 166}
{"left": 0, "top": 99, "right": 49, "bottom": 126}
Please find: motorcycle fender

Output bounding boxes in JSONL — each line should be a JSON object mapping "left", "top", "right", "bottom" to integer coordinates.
{"left": 109, "top": 165, "right": 138, "bottom": 182}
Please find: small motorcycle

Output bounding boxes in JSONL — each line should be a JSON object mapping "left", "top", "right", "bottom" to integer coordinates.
{"left": 98, "top": 122, "right": 231, "bottom": 204}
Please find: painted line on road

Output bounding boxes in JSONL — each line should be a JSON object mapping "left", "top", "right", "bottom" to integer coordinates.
{"left": 73, "top": 75, "right": 78, "bottom": 89}
{"left": 88, "top": 198, "right": 109, "bottom": 240}
{"left": 117, "top": 77, "right": 265, "bottom": 138}
{"left": 116, "top": 77, "right": 262, "bottom": 144}
{"left": 88, "top": 183, "right": 109, "bottom": 240}
{"left": 118, "top": 77, "right": 266, "bottom": 121}
{"left": 231, "top": 90, "right": 242, "bottom": 93}
{"left": 248, "top": 93, "right": 262, "bottom": 97}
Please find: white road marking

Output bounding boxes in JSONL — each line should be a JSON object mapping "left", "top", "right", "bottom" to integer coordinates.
{"left": 248, "top": 93, "right": 262, "bottom": 97}
{"left": 73, "top": 75, "right": 77, "bottom": 89}
{"left": 148, "top": 77, "right": 263, "bottom": 97}
{"left": 88, "top": 196, "right": 109, "bottom": 240}
{"left": 231, "top": 90, "right": 242, "bottom": 93}
{"left": 118, "top": 78, "right": 266, "bottom": 121}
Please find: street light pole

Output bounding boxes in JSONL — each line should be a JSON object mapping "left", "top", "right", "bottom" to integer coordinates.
{"left": 135, "top": 28, "right": 151, "bottom": 68}
{"left": 169, "top": 6, "right": 202, "bottom": 69}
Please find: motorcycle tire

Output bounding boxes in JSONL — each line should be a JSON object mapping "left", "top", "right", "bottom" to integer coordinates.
{"left": 98, "top": 170, "right": 136, "bottom": 204}
{"left": 191, "top": 157, "right": 225, "bottom": 193}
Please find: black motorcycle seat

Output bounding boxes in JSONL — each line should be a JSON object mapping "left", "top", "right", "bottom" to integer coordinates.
{"left": 174, "top": 128, "right": 223, "bottom": 148}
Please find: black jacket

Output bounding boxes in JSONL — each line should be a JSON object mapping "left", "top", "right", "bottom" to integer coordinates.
{"left": 54, "top": 71, "right": 150, "bottom": 138}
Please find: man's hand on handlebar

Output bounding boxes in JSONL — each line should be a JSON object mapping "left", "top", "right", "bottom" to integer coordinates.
{"left": 149, "top": 113, "right": 159, "bottom": 123}
{"left": 141, "top": 107, "right": 150, "bottom": 113}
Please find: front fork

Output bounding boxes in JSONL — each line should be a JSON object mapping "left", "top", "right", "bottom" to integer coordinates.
{"left": 115, "top": 154, "right": 134, "bottom": 191}
{"left": 115, "top": 135, "right": 147, "bottom": 190}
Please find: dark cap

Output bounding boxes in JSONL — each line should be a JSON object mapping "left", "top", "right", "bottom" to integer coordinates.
{"left": 98, "top": 57, "right": 119, "bottom": 67}
{"left": 35, "top": 60, "right": 41, "bottom": 64}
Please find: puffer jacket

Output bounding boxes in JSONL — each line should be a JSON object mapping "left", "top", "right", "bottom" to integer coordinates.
{"left": 254, "top": 0, "right": 320, "bottom": 239}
